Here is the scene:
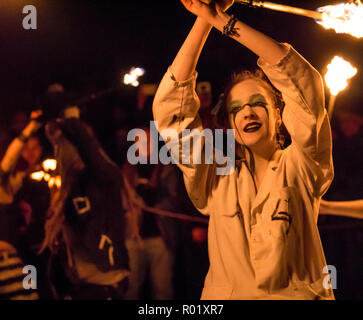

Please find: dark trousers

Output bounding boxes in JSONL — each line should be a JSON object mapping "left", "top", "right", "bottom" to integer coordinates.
{"left": 67, "top": 277, "right": 129, "bottom": 300}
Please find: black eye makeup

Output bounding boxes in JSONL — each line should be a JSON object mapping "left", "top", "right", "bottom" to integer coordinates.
{"left": 228, "top": 103, "right": 243, "bottom": 115}
{"left": 249, "top": 94, "right": 267, "bottom": 106}
{"left": 228, "top": 94, "right": 268, "bottom": 115}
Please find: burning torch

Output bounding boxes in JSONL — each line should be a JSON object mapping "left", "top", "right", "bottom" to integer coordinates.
{"left": 201, "top": 0, "right": 363, "bottom": 38}
{"left": 69, "top": 66, "right": 146, "bottom": 107}
{"left": 324, "top": 56, "right": 357, "bottom": 119}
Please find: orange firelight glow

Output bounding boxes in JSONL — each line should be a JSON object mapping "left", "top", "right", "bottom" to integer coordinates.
{"left": 317, "top": 1, "right": 363, "bottom": 38}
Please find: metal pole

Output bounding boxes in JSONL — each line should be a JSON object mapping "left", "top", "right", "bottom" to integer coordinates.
{"left": 235, "top": 0, "right": 323, "bottom": 20}
{"left": 327, "top": 94, "right": 337, "bottom": 120}
{"left": 71, "top": 87, "right": 116, "bottom": 106}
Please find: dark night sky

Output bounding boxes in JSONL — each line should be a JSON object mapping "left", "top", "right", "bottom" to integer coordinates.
{"left": 0, "top": 0, "right": 362, "bottom": 120}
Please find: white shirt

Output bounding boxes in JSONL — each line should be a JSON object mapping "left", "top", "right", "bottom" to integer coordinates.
{"left": 153, "top": 44, "right": 334, "bottom": 300}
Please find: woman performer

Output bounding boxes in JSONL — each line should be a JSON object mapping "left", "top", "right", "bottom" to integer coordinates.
{"left": 153, "top": 0, "right": 334, "bottom": 299}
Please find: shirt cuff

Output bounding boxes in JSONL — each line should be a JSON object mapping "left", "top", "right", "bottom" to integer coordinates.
{"left": 257, "top": 43, "right": 294, "bottom": 71}
{"left": 166, "top": 67, "right": 198, "bottom": 88}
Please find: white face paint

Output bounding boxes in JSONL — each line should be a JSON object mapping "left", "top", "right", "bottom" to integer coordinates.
{"left": 227, "top": 79, "right": 281, "bottom": 151}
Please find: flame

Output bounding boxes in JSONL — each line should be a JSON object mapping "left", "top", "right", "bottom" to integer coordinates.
{"left": 30, "top": 171, "right": 45, "bottom": 181}
{"left": 42, "top": 159, "right": 57, "bottom": 171}
{"left": 30, "top": 170, "right": 61, "bottom": 189}
{"left": 48, "top": 177, "right": 55, "bottom": 188}
{"left": 48, "top": 176, "right": 61, "bottom": 188}
{"left": 55, "top": 176, "right": 62, "bottom": 188}
{"left": 324, "top": 56, "right": 357, "bottom": 96}
{"left": 317, "top": 1, "right": 363, "bottom": 38}
{"left": 123, "top": 67, "right": 145, "bottom": 87}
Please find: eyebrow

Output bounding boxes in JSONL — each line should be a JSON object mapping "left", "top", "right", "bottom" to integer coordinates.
{"left": 249, "top": 94, "right": 267, "bottom": 104}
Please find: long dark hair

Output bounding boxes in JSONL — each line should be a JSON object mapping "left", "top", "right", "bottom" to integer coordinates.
{"left": 40, "top": 126, "right": 85, "bottom": 253}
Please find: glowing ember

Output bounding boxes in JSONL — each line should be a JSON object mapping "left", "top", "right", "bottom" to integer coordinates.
{"left": 317, "top": 2, "right": 363, "bottom": 38}
{"left": 324, "top": 56, "right": 357, "bottom": 96}
{"left": 30, "top": 171, "right": 44, "bottom": 181}
{"left": 123, "top": 67, "right": 145, "bottom": 87}
{"left": 42, "top": 159, "right": 57, "bottom": 171}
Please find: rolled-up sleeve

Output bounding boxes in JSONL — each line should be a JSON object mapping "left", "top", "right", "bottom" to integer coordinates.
{"left": 152, "top": 68, "right": 217, "bottom": 215}
{"left": 0, "top": 170, "right": 25, "bottom": 204}
{"left": 258, "top": 43, "right": 333, "bottom": 196}
{"left": 153, "top": 68, "right": 200, "bottom": 131}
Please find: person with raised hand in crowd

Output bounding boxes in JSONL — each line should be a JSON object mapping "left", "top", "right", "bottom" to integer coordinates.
{"left": 0, "top": 110, "right": 43, "bottom": 300}
{"left": 153, "top": 0, "right": 334, "bottom": 299}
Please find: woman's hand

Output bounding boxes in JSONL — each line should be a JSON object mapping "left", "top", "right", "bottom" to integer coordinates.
{"left": 181, "top": 0, "right": 234, "bottom": 23}
{"left": 22, "top": 110, "right": 43, "bottom": 137}
{"left": 30, "top": 109, "right": 43, "bottom": 121}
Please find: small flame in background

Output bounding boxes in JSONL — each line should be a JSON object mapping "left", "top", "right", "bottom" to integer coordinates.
{"left": 317, "top": 1, "right": 363, "bottom": 38}
{"left": 30, "top": 159, "right": 61, "bottom": 188}
{"left": 324, "top": 56, "right": 357, "bottom": 96}
{"left": 123, "top": 67, "right": 145, "bottom": 87}
{"left": 30, "top": 171, "right": 44, "bottom": 181}
{"left": 48, "top": 176, "right": 62, "bottom": 189}
{"left": 42, "top": 159, "right": 57, "bottom": 171}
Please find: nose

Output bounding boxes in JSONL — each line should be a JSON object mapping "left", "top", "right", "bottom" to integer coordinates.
{"left": 242, "top": 105, "right": 257, "bottom": 120}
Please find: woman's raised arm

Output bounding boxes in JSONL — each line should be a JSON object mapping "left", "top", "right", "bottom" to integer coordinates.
{"left": 0, "top": 110, "right": 42, "bottom": 177}
{"left": 170, "top": 17, "right": 211, "bottom": 81}
{"left": 185, "top": 0, "right": 287, "bottom": 65}
{"left": 170, "top": 0, "right": 234, "bottom": 81}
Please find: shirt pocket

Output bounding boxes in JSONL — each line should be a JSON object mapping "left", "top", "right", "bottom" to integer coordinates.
{"left": 262, "top": 187, "right": 294, "bottom": 241}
